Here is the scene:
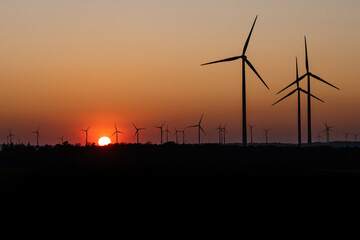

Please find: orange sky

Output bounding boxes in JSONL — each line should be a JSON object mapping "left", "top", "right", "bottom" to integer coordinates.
{"left": 0, "top": 0, "right": 359, "bottom": 145}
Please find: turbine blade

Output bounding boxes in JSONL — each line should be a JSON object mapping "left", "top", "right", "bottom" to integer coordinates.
{"left": 310, "top": 73, "right": 340, "bottom": 90}
{"left": 161, "top": 121, "right": 166, "bottom": 127}
{"left": 305, "top": 36, "right": 309, "bottom": 72}
{"left": 199, "top": 114, "right": 204, "bottom": 124}
{"left": 112, "top": 132, "right": 116, "bottom": 137}
{"left": 243, "top": 15, "right": 258, "bottom": 55}
{"left": 277, "top": 73, "right": 307, "bottom": 94}
{"left": 132, "top": 122, "right": 138, "bottom": 130}
{"left": 201, "top": 56, "right": 242, "bottom": 66}
{"left": 272, "top": 89, "right": 297, "bottom": 106}
{"left": 295, "top": 57, "right": 299, "bottom": 86}
{"left": 245, "top": 59, "right": 269, "bottom": 90}
{"left": 299, "top": 88, "right": 324, "bottom": 103}
{"left": 187, "top": 125, "right": 197, "bottom": 128}
{"left": 200, "top": 126, "right": 206, "bottom": 135}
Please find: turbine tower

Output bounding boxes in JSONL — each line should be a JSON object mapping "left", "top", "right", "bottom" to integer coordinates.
{"left": 179, "top": 129, "right": 185, "bottom": 144}
{"left": 112, "top": 124, "right": 124, "bottom": 144}
{"left": 216, "top": 123, "right": 223, "bottom": 144}
{"left": 264, "top": 128, "right": 271, "bottom": 144}
{"left": 187, "top": 114, "right": 206, "bottom": 144}
{"left": 154, "top": 121, "right": 166, "bottom": 144}
{"left": 344, "top": 132, "right": 349, "bottom": 142}
{"left": 202, "top": 15, "right": 269, "bottom": 146}
{"left": 132, "top": 122, "right": 145, "bottom": 144}
{"left": 278, "top": 37, "right": 340, "bottom": 144}
{"left": 222, "top": 123, "right": 227, "bottom": 144}
{"left": 174, "top": 128, "right": 180, "bottom": 144}
{"left": 316, "top": 132, "right": 322, "bottom": 143}
{"left": 248, "top": 124, "right": 256, "bottom": 144}
{"left": 323, "top": 123, "right": 334, "bottom": 143}
{"left": 274, "top": 57, "right": 324, "bottom": 146}
{"left": 33, "top": 127, "right": 40, "bottom": 146}
{"left": 81, "top": 126, "right": 90, "bottom": 146}
{"left": 354, "top": 133, "right": 358, "bottom": 142}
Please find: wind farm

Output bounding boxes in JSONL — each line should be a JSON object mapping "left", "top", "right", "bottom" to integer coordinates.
{"left": 1, "top": 1, "right": 360, "bottom": 183}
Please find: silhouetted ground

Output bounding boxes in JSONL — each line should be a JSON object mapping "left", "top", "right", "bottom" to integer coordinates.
{"left": 1, "top": 142, "right": 360, "bottom": 180}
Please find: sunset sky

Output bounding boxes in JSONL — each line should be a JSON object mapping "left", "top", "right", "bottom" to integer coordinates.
{"left": 0, "top": 0, "right": 359, "bottom": 145}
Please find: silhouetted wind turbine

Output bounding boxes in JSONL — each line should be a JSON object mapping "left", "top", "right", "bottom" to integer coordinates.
{"left": 274, "top": 57, "right": 324, "bottom": 146}
{"left": 248, "top": 124, "right": 256, "bottom": 144}
{"left": 33, "top": 127, "right": 40, "bottom": 146}
{"left": 180, "top": 129, "right": 185, "bottom": 144}
{"left": 59, "top": 135, "right": 65, "bottom": 144}
{"left": 174, "top": 128, "right": 180, "bottom": 144}
{"left": 222, "top": 123, "right": 227, "bottom": 144}
{"left": 264, "top": 128, "right": 271, "bottom": 144}
{"left": 8, "top": 129, "right": 15, "bottom": 145}
{"left": 81, "top": 126, "right": 90, "bottom": 146}
{"left": 164, "top": 124, "right": 171, "bottom": 143}
{"left": 316, "top": 132, "right": 322, "bottom": 143}
{"left": 154, "top": 121, "right": 166, "bottom": 144}
{"left": 344, "top": 132, "right": 349, "bottom": 142}
{"left": 277, "top": 37, "right": 340, "bottom": 144}
{"left": 322, "top": 123, "right": 334, "bottom": 143}
{"left": 354, "top": 133, "right": 358, "bottom": 142}
{"left": 187, "top": 114, "right": 206, "bottom": 144}
{"left": 202, "top": 15, "right": 269, "bottom": 146}
{"left": 132, "top": 122, "right": 145, "bottom": 144}
{"left": 216, "top": 123, "right": 223, "bottom": 144}
{"left": 112, "top": 124, "right": 124, "bottom": 144}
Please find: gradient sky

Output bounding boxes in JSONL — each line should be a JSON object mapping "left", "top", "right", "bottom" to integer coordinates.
{"left": 0, "top": 0, "right": 359, "bottom": 145}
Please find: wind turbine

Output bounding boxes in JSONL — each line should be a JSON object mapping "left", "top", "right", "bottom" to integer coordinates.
{"left": 216, "top": 123, "right": 223, "bottom": 144}
{"left": 277, "top": 37, "right": 340, "bottom": 144}
{"left": 33, "top": 127, "right": 40, "bottom": 146}
{"left": 248, "top": 124, "right": 256, "bottom": 144}
{"left": 180, "top": 129, "right": 185, "bottom": 144}
{"left": 187, "top": 114, "right": 206, "bottom": 144}
{"left": 274, "top": 57, "right": 324, "bottom": 146}
{"left": 202, "top": 15, "right": 269, "bottom": 146}
{"left": 59, "top": 135, "right": 65, "bottom": 144}
{"left": 322, "top": 123, "right": 334, "bottom": 143}
{"left": 132, "top": 122, "right": 145, "bottom": 144}
{"left": 354, "top": 133, "right": 358, "bottom": 142}
{"left": 222, "top": 123, "right": 227, "bottom": 144}
{"left": 174, "top": 127, "right": 180, "bottom": 144}
{"left": 8, "top": 129, "right": 15, "bottom": 145}
{"left": 164, "top": 125, "right": 171, "bottom": 143}
{"left": 112, "top": 124, "right": 124, "bottom": 144}
{"left": 154, "top": 121, "right": 166, "bottom": 144}
{"left": 316, "top": 132, "right": 322, "bottom": 143}
{"left": 81, "top": 126, "right": 90, "bottom": 146}
{"left": 264, "top": 128, "right": 271, "bottom": 144}
{"left": 344, "top": 132, "right": 349, "bottom": 142}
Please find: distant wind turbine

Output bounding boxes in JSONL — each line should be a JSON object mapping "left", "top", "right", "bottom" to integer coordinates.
{"left": 248, "top": 124, "right": 256, "bottom": 144}
{"left": 222, "top": 123, "right": 227, "bottom": 144}
{"left": 154, "top": 121, "right": 166, "bottom": 144}
{"left": 316, "top": 132, "right": 322, "bottom": 143}
{"left": 59, "top": 135, "right": 65, "bottom": 144}
{"left": 344, "top": 132, "right": 349, "bottom": 142}
{"left": 354, "top": 133, "right": 358, "bottom": 142}
{"left": 187, "top": 114, "right": 206, "bottom": 144}
{"left": 322, "top": 123, "right": 334, "bottom": 143}
{"left": 81, "top": 126, "right": 90, "bottom": 146}
{"left": 132, "top": 122, "right": 145, "bottom": 144}
{"left": 33, "top": 127, "right": 40, "bottom": 146}
{"left": 8, "top": 129, "right": 15, "bottom": 145}
{"left": 174, "top": 127, "right": 180, "bottom": 144}
{"left": 216, "top": 123, "right": 223, "bottom": 144}
{"left": 179, "top": 129, "right": 185, "bottom": 144}
{"left": 274, "top": 57, "right": 324, "bottom": 146}
{"left": 112, "top": 124, "right": 124, "bottom": 144}
{"left": 164, "top": 125, "right": 171, "bottom": 143}
{"left": 202, "top": 15, "right": 269, "bottom": 146}
{"left": 264, "top": 128, "right": 271, "bottom": 144}
{"left": 277, "top": 37, "right": 340, "bottom": 144}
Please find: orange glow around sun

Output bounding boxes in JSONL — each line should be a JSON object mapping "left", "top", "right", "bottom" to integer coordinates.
{"left": 98, "top": 137, "right": 111, "bottom": 146}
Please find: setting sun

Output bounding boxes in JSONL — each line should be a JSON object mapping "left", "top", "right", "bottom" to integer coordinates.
{"left": 98, "top": 137, "right": 111, "bottom": 146}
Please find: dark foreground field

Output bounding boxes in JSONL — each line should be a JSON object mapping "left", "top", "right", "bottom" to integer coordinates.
{"left": 1, "top": 143, "right": 360, "bottom": 180}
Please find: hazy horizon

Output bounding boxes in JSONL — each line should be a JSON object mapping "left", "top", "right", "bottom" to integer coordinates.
{"left": 0, "top": 0, "right": 359, "bottom": 145}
